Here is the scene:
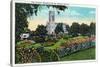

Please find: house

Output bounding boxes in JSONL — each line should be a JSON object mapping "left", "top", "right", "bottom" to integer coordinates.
{"left": 20, "top": 33, "right": 30, "bottom": 40}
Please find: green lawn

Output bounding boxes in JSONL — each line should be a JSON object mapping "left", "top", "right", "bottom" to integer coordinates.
{"left": 60, "top": 47, "right": 95, "bottom": 61}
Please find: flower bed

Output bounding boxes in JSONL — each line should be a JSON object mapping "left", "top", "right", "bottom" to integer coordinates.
{"left": 15, "top": 36, "right": 95, "bottom": 63}
{"left": 55, "top": 36, "right": 95, "bottom": 57}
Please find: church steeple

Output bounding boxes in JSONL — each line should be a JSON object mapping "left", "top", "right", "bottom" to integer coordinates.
{"left": 49, "top": 11, "right": 55, "bottom": 22}
{"left": 46, "top": 10, "right": 57, "bottom": 35}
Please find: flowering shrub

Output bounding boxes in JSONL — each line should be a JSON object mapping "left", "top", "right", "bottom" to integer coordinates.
{"left": 55, "top": 36, "right": 95, "bottom": 57}
{"left": 15, "top": 36, "right": 95, "bottom": 63}
{"left": 15, "top": 40, "right": 41, "bottom": 63}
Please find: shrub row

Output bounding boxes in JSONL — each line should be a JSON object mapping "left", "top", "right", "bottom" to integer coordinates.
{"left": 56, "top": 41, "right": 95, "bottom": 57}
{"left": 15, "top": 36, "right": 95, "bottom": 63}
{"left": 15, "top": 40, "right": 60, "bottom": 63}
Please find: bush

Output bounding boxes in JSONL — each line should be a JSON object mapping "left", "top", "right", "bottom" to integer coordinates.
{"left": 15, "top": 47, "right": 41, "bottom": 63}
{"left": 37, "top": 48, "right": 60, "bottom": 62}
{"left": 15, "top": 41, "right": 41, "bottom": 64}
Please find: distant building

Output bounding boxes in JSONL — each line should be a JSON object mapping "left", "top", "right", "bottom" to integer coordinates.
{"left": 46, "top": 10, "right": 68, "bottom": 35}
{"left": 20, "top": 33, "right": 30, "bottom": 40}
{"left": 46, "top": 11, "right": 57, "bottom": 35}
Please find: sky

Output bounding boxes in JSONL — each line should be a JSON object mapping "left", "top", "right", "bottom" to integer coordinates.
{"left": 27, "top": 5, "right": 96, "bottom": 31}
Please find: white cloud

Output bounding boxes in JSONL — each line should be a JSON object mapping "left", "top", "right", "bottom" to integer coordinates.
{"left": 89, "top": 11, "right": 95, "bottom": 14}
{"left": 70, "top": 10, "right": 81, "bottom": 16}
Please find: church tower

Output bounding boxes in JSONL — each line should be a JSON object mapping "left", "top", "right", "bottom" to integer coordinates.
{"left": 46, "top": 11, "right": 57, "bottom": 35}
{"left": 49, "top": 11, "right": 55, "bottom": 22}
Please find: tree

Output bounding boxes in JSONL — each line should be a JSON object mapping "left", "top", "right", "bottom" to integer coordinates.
{"left": 90, "top": 22, "right": 95, "bottom": 35}
{"left": 80, "top": 23, "right": 89, "bottom": 36}
{"left": 15, "top": 3, "right": 67, "bottom": 43}
{"left": 66, "top": 24, "right": 70, "bottom": 33}
{"left": 55, "top": 23, "right": 64, "bottom": 34}
{"left": 30, "top": 25, "right": 47, "bottom": 43}
{"left": 55, "top": 23, "right": 69, "bottom": 34}
{"left": 69, "top": 22, "right": 80, "bottom": 37}
{"left": 15, "top": 3, "right": 38, "bottom": 43}
{"left": 35, "top": 25, "right": 47, "bottom": 36}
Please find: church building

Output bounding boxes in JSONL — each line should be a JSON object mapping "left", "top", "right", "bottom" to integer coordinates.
{"left": 46, "top": 11, "right": 68, "bottom": 35}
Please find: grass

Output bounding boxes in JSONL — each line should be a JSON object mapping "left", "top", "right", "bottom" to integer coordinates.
{"left": 45, "top": 38, "right": 66, "bottom": 50}
{"left": 16, "top": 36, "right": 95, "bottom": 63}
{"left": 45, "top": 36, "right": 89, "bottom": 50}
{"left": 60, "top": 47, "right": 95, "bottom": 61}
{"left": 16, "top": 40, "right": 42, "bottom": 49}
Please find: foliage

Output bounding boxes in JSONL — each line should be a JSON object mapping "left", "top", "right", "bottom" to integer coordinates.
{"left": 15, "top": 35, "right": 95, "bottom": 63}
{"left": 55, "top": 23, "right": 69, "bottom": 34}
{"left": 66, "top": 24, "right": 70, "bottom": 33}
{"left": 61, "top": 47, "right": 95, "bottom": 61}
{"left": 15, "top": 3, "right": 67, "bottom": 43}
{"left": 15, "top": 3, "right": 37, "bottom": 43}
{"left": 32, "top": 36, "right": 46, "bottom": 43}
{"left": 15, "top": 3, "right": 96, "bottom": 63}
{"left": 90, "top": 22, "right": 95, "bottom": 35}
{"left": 69, "top": 22, "right": 80, "bottom": 37}
{"left": 35, "top": 25, "right": 47, "bottom": 36}
{"left": 37, "top": 48, "right": 60, "bottom": 62}
{"left": 45, "top": 38, "right": 66, "bottom": 50}
{"left": 55, "top": 23, "right": 64, "bottom": 34}
{"left": 15, "top": 40, "right": 41, "bottom": 63}
{"left": 63, "top": 35, "right": 70, "bottom": 39}
{"left": 80, "top": 23, "right": 90, "bottom": 36}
